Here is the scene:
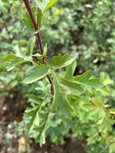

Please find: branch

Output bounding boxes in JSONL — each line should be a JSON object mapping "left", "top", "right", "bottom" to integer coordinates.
{"left": 23, "top": 0, "right": 43, "bottom": 54}
{"left": 23, "top": 0, "right": 54, "bottom": 95}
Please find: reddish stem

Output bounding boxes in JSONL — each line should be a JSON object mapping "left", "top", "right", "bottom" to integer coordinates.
{"left": 23, "top": 0, "right": 43, "bottom": 54}
{"left": 23, "top": 0, "right": 54, "bottom": 95}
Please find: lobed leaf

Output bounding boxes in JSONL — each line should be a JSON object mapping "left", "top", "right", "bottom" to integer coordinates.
{"left": 48, "top": 53, "right": 76, "bottom": 69}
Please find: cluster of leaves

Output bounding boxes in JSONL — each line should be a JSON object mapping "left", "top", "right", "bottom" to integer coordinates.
{"left": 0, "top": 0, "right": 115, "bottom": 153}
{"left": 4, "top": 51, "right": 115, "bottom": 148}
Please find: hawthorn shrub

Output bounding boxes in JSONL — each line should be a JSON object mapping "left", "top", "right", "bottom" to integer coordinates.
{"left": 0, "top": 0, "right": 115, "bottom": 153}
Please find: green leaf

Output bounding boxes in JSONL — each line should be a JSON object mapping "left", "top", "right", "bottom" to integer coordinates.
{"left": 100, "top": 72, "right": 113, "bottom": 85}
{"left": 38, "top": 113, "right": 52, "bottom": 145}
{"left": 43, "top": 44, "right": 48, "bottom": 55}
{"left": 36, "top": 8, "right": 43, "bottom": 27}
{"left": 75, "top": 70, "right": 93, "bottom": 81}
{"left": 28, "top": 36, "right": 36, "bottom": 56}
{"left": 6, "top": 57, "right": 25, "bottom": 71}
{"left": 35, "top": 0, "right": 58, "bottom": 12}
{"left": 109, "top": 143, "right": 115, "bottom": 153}
{"left": 59, "top": 78, "right": 84, "bottom": 96}
{"left": 35, "top": 0, "right": 49, "bottom": 12}
{"left": 65, "top": 61, "right": 77, "bottom": 79}
{"left": 48, "top": 53, "right": 76, "bottom": 69}
{"left": 3, "top": 54, "right": 31, "bottom": 71}
{"left": 24, "top": 99, "right": 50, "bottom": 145}
{"left": 51, "top": 80, "right": 60, "bottom": 110}
{"left": 24, "top": 64, "right": 49, "bottom": 84}
{"left": 52, "top": 79, "right": 73, "bottom": 116}
{"left": 74, "top": 70, "right": 102, "bottom": 90}
{"left": 3, "top": 54, "right": 17, "bottom": 62}
{"left": 45, "top": 0, "right": 58, "bottom": 11}
{"left": 23, "top": 13, "right": 34, "bottom": 32}
{"left": 26, "top": 106, "right": 39, "bottom": 133}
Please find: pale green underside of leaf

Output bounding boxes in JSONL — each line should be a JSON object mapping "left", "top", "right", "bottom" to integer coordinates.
{"left": 24, "top": 64, "right": 49, "bottom": 84}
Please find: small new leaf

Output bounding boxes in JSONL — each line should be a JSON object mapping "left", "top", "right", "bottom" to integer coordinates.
{"left": 35, "top": 0, "right": 58, "bottom": 12}
{"left": 45, "top": 0, "right": 58, "bottom": 11}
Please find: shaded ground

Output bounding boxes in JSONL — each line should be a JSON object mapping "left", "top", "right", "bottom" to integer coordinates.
{"left": 0, "top": 88, "right": 86, "bottom": 153}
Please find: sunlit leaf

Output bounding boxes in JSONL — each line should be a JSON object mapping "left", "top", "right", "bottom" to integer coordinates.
{"left": 100, "top": 72, "right": 113, "bottom": 85}
{"left": 35, "top": 0, "right": 58, "bottom": 12}
{"left": 45, "top": 0, "right": 58, "bottom": 11}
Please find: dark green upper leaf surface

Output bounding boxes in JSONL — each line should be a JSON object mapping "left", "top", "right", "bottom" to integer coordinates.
{"left": 48, "top": 53, "right": 76, "bottom": 69}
